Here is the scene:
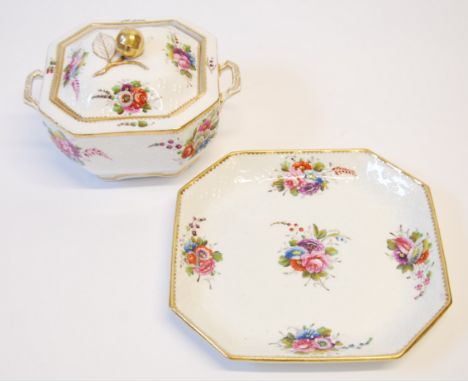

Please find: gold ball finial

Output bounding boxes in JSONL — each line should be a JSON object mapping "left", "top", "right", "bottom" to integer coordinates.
{"left": 115, "top": 28, "right": 144, "bottom": 58}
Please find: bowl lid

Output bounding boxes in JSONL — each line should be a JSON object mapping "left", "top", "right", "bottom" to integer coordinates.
{"left": 38, "top": 20, "right": 220, "bottom": 135}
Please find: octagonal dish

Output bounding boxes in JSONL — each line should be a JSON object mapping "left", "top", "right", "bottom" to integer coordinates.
{"left": 170, "top": 149, "right": 451, "bottom": 362}
{"left": 24, "top": 19, "right": 240, "bottom": 179}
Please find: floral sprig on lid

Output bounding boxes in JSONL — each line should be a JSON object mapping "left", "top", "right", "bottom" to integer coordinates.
{"left": 180, "top": 217, "right": 223, "bottom": 289}
{"left": 273, "top": 222, "right": 349, "bottom": 290}
{"left": 63, "top": 49, "right": 88, "bottom": 99}
{"left": 387, "top": 226, "right": 434, "bottom": 299}
{"left": 271, "top": 156, "right": 356, "bottom": 197}
{"left": 277, "top": 324, "right": 372, "bottom": 354}
{"left": 166, "top": 33, "right": 196, "bottom": 80}
{"left": 92, "top": 81, "right": 153, "bottom": 115}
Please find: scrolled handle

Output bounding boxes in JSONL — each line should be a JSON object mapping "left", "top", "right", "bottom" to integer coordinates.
{"left": 24, "top": 70, "right": 44, "bottom": 110}
{"left": 219, "top": 61, "right": 241, "bottom": 104}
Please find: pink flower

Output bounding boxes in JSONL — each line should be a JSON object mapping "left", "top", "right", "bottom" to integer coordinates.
{"left": 393, "top": 236, "right": 414, "bottom": 265}
{"left": 195, "top": 258, "right": 215, "bottom": 275}
{"left": 415, "top": 284, "right": 423, "bottom": 291}
{"left": 174, "top": 50, "right": 191, "bottom": 70}
{"left": 424, "top": 277, "right": 430, "bottom": 286}
{"left": 284, "top": 168, "right": 305, "bottom": 190}
{"left": 198, "top": 119, "right": 212, "bottom": 132}
{"left": 395, "top": 237, "right": 413, "bottom": 255}
{"left": 312, "top": 336, "right": 335, "bottom": 350}
{"left": 301, "top": 252, "right": 329, "bottom": 274}
{"left": 297, "top": 238, "right": 325, "bottom": 254}
{"left": 53, "top": 137, "right": 80, "bottom": 160}
{"left": 416, "top": 269, "right": 424, "bottom": 279}
{"left": 292, "top": 338, "right": 316, "bottom": 352}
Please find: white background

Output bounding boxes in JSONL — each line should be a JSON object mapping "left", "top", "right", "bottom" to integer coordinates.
{"left": 1, "top": 0, "right": 467, "bottom": 379}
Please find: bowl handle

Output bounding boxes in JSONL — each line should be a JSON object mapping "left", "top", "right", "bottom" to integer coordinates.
{"left": 24, "top": 70, "right": 44, "bottom": 110}
{"left": 219, "top": 61, "right": 241, "bottom": 104}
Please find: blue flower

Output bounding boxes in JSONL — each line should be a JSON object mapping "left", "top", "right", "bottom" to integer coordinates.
{"left": 304, "top": 170, "right": 317, "bottom": 181}
{"left": 285, "top": 246, "right": 307, "bottom": 259}
{"left": 297, "top": 328, "right": 319, "bottom": 339}
{"left": 199, "top": 138, "right": 210, "bottom": 150}
{"left": 315, "top": 177, "right": 324, "bottom": 184}
{"left": 184, "top": 241, "right": 197, "bottom": 253}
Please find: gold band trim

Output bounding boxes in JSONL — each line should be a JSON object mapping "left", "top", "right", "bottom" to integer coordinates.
{"left": 38, "top": 99, "right": 221, "bottom": 138}
{"left": 50, "top": 20, "right": 207, "bottom": 122}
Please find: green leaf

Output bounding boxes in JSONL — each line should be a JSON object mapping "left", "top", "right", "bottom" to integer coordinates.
{"left": 325, "top": 247, "right": 338, "bottom": 255}
{"left": 180, "top": 69, "right": 192, "bottom": 79}
{"left": 397, "top": 264, "right": 414, "bottom": 273}
{"left": 387, "top": 239, "right": 396, "bottom": 250}
{"left": 289, "top": 239, "right": 298, "bottom": 246}
{"left": 317, "top": 230, "right": 327, "bottom": 240}
{"left": 313, "top": 224, "right": 320, "bottom": 238}
{"left": 302, "top": 271, "right": 310, "bottom": 278}
{"left": 131, "top": 80, "right": 141, "bottom": 87}
{"left": 212, "top": 251, "right": 223, "bottom": 262}
{"left": 410, "top": 231, "right": 423, "bottom": 243}
{"left": 113, "top": 103, "right": 123, "bottom": 114}
{"left": 138, "top": 121, "right": 148, "bottom": 128}
{"left": 290, "top": 188, "right": 299, "bottom": 196}
{"left": 313, "top": 162, "right": 325, "bottom": 172}
{"left": 280, "top": 161, "right": 290, "bottom": 172}
{"left": 112, "top": 85, "right": 121, "bottom": 94}
{"left": 422, "top": 239, "right": 430, "bottom": 252}
{"left": 272, "top": 178, "right": 285, "bottom": 191}
{"left": 196, "top": 237, "right": 207, "bottom": 246}
{"left": 185, "top": 266, "right": 194, "bottom": 276}
{"left": 335, "top": 341, "right": 343, "bottom": 347}
{"left": 278, "top": 256, "right": 290, "bottom": 267}
{"left": 281, "top": 335, "right": 294, "bottom": 348}
{"left": 317, "top": 326, "right": 332, "bottom": 337}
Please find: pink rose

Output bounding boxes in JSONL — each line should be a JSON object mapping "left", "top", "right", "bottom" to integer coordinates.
{"left": 395, "top": 237, "right": 413, "bottom": 255}
{"left": 292, "top": 338, "right": 316, "bottom": 352}
{"left": 174, "top": 52, "right": 191, "bottom": 70}
{"left": 284, "top": 168, "right": 306, "bottom": 190}
{"left": 301, "top": 252, "right": 329, "bottom": 274}
{"left": 195, "top": 258, "right": 215, "bottom": 275}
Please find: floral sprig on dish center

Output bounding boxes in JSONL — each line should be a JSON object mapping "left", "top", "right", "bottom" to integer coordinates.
{"left": 273, "top": 222, "right": 349, "bottom": 290}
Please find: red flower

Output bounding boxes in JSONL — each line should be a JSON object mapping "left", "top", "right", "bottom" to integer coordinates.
{"left": 181, "top": 144, "right": 195, "bottom": 159}
{"left": 292, "top": 161, "right": 312, "bottom": 172}
{"left": 186, "top": 253, "right": 197, "bottom": 265}
{"left": 132, "top": 87, "right": 148, "bottom": 108}
{"left": 290, "top": 259, "right": 306, "bottom": 272}
{"left": 415, "top": 250, "right": 429, "bottom": 265}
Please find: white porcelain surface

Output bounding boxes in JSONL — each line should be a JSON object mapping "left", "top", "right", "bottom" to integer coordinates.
{"left": 171, "top": 150, "right": 451, "bottom": 361}
{"left": 24, "top": 19, "right": 239, "bottom": 179}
